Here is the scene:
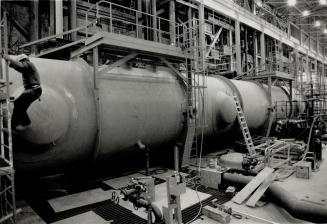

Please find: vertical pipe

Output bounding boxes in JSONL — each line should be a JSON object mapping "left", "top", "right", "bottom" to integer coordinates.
{"left": 169, "top": 0, "right": 176, "bottom": 45}
{"left": 70, "top": 0, "right": 77, "bottom": 41}
{"left": 235, "top": 20, "right": 242, "bottom": 75}
{"left": 260, "top": 31, "right": 265, "bottom": 71}
{"left": 32, "top": 0, "right": 39, "bottom": 54}
{"left": 174, "top": 145, "right": 179, "bottom": 172}
{"left": 152, "top": 0, "right": 157, "bottom": 42}
{"left": 55, "top": 0, "right": 63, "bottom": 35}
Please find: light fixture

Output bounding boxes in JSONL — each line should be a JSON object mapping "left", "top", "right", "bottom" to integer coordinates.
{"left": 256, "top": 0, "right": 263, "bottom": 7}
{"left": 288, "top": 0, "right": 296, "bottom": 6}
{"left": 324, "top": 28, "right": 327, "bottom": 34}
{"left": 315, "top": 20, "right": 321, "bottom": 27}
{"left": 319, "top": 0, "right": 327, "bottom": 5}
{"left": 302, "top": 10, "right": 310, "bottom": 17}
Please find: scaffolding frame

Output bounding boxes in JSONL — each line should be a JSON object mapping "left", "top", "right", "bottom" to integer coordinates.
{"left": 0, "top": 11, "right": 16, "bottom": 224}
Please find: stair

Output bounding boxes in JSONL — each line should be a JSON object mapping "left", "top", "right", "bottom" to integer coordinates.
{"left": 233, "top": 95, "right": 256, "bottom": 156}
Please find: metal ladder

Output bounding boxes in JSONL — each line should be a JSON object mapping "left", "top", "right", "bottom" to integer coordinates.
{"left": 233, "top": 95, "right": 256, "bottom": 156}
{"left": 0, "top": 11, "right": 16, "bottom": 224}
{"left": 180, "top": 17, "right": 208, "bottom": 168}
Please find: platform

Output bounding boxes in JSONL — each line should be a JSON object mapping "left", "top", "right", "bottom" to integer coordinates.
{"left": 242, "top": 71, "right": 294, "bottom": 81}
{"left": 71, "top": 31, "right": 189, "bottom": 60}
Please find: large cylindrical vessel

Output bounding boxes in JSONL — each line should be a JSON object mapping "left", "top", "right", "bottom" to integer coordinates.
{"left": 6, "top": 57, "right": 303, "bottom": 173}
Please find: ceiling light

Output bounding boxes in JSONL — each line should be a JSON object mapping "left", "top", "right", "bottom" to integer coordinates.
{"left": 302, "top": 10, "right": 310, "bottom": 17}
{"left": 315, "top": 20, "right": 321, "bottom": 27}
{"left": 319, "top": 0, "right": 327, "bottom": 5}
{"left": 256, "top": 0, "right": 263, "bottom": 7}
{"left": 288, "top": 0, "right": 296, "bottom": 6}
{"left": 324, "top": 28, "right": 327, "bottom": 34}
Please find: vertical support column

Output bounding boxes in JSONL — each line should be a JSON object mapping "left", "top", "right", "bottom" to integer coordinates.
{"left": 136, "top": 0, "right": 142, "bottom": 39}
{"left": 300, "top": 55, "right": 304, "bottom": 93}
{"left": 235, "top": 20, "right": 242, "bottom": 75}
{"left": 253, "top": 31, "right": 258, "bottom": 74}
{"left": 145, "top": 0, "right": 151, "bottom": 40}
{"left": 229, "top": 29, "right": 234, "bottom": 71}
{"left": 244, "top": 26, "right": 248, "bottom": 73}
{"left": 3, "top": 13, "right": 9, "bottom": 96}
{"left": 152, "top": 0, "right": 157, "bottom": 42}
{"left": 70, "top": 0, "right": 77, "bottom": 41}
{"left": 294, "top": 49, "right": 299, "bottom": 92}
{"left": 169, "top": 0, "right": 176, "bottom": 45}
{"left": 50, "top": 1, "right": 55, "bottom": 35}
{"left": 32, "top": 0, "right": 39, "bottom": 54}
{"left": 289, "top": 79, "right": 293, "bottom": 117}
{"left": 187, "top": 6, "right": 193, "bottom": 49}
{"left": 198, "top": 0, "right": 205, "bottom": 67}
{"left": 260, "top": 31, "right": 265, "bottom": 71}
{"left": 55, "top": 0, "right": 64, "bottom": 35}
{"left": 314, "top": 59, "right": 318, "bottom": 87}
{"left": 278, "top": 40, "right": 283, "bottom": 72}
{"left": 305, "top": 53, "right": 309, "bottom": 85}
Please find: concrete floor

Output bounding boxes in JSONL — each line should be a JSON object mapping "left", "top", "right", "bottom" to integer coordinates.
{"left": 15, "top": 148, "right": 327, "bottom": 224}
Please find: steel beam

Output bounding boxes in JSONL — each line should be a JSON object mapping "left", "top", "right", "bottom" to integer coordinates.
{"left": 159, "top": 56, "right": 188, "bottom": 84}
{"left": 205, "top": 28, "right": 222, "bottom": 58}
{"left": 99, "top": 53, "right": 138, "bottom": 74}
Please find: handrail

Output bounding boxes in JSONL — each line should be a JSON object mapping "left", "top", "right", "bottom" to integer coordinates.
{"left": 86, "top": 0, "right": 178, "bottom": 43}
{"left": 95, "top": 0, "right": 171, "bottom": 23}
{"left": 20, "top": 23, "right": 94, "bottom": 48}
{"left": 97, "top": 15, "right": 171, "bottom": 36}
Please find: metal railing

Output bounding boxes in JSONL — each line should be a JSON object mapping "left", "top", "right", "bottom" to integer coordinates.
{"left": 86, "top": 0, "right": 181, "bottom": 47}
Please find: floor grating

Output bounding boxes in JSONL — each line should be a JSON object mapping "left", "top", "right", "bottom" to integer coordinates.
{"left": 27, "top": 180, "right": 230, "bottom": 223}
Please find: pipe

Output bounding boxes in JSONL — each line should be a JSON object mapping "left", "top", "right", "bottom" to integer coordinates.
{"left": 222, "top": 172, "right": 327, "bottom": 223}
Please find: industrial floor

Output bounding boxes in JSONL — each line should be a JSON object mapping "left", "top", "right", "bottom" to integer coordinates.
{"left": 15, "top": 147, "right": 327, "bottom": 224}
